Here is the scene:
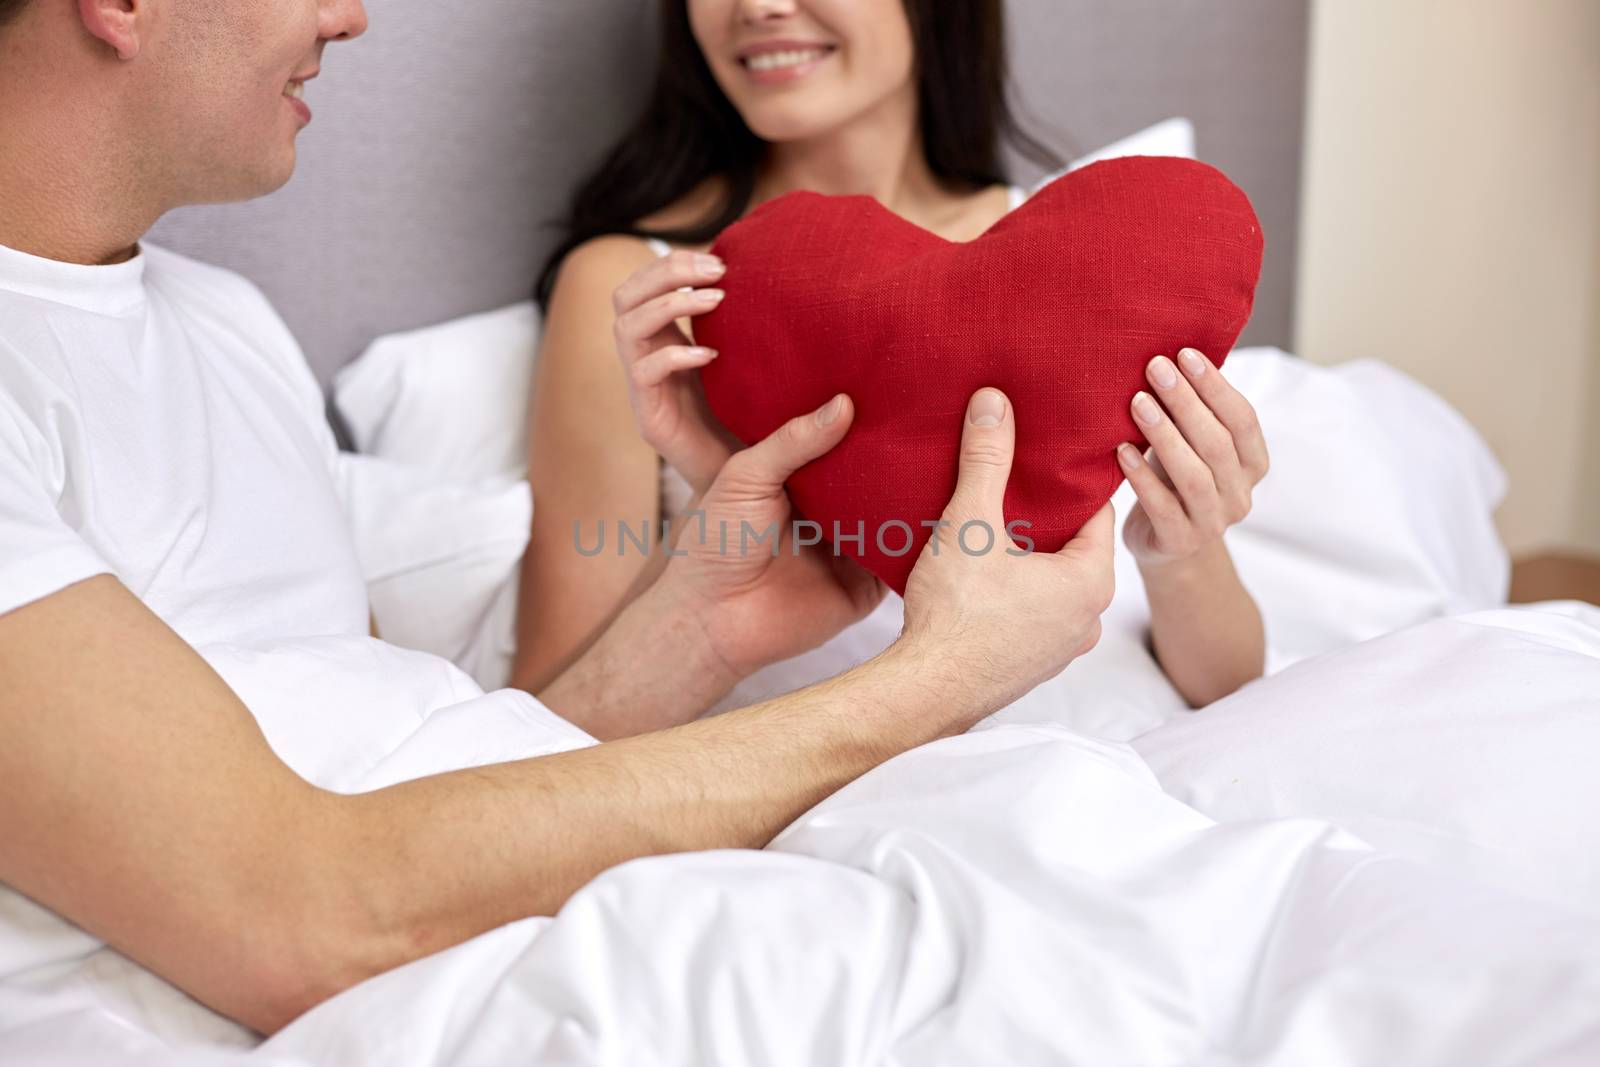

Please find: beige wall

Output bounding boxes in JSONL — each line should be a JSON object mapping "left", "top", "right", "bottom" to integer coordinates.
{"left": 1583, "top": 176, "right": 1600, "bottom": 546}
{"left": 1295, "top": 0, "right": 1600, "bottom": 556}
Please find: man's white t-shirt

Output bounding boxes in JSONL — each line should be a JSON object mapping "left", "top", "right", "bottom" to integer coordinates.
{"left": 0, "top": 239, "right": 369, "bottom": 644}
{"left": 0, "top": 240, "right": 595, "bottom": 1052}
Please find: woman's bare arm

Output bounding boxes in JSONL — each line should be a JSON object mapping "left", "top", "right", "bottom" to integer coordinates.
{"left": 1116, "top": 350, "right": 1269, "bottom": 706}
{"left": 511, "top": 236, "right": 666, "bottom": 692}
{"left": 1139, "top": 539, "right": 1264, "bottom": 706}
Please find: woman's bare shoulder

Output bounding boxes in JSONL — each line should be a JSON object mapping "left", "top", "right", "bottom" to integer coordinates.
{"left": 553, "top": 177, "right": 726, "bottom": 300}
{"left": 548, "top": 235, "right": 659, "bottom": 316}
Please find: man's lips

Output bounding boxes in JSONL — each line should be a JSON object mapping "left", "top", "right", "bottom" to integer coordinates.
{"left": 284, "top": 69, "right": 318, "bottom": 126}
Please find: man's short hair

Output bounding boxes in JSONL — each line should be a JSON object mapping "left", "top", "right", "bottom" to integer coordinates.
{"left": 0, "top": 0, "right": 30, "bottom": 25}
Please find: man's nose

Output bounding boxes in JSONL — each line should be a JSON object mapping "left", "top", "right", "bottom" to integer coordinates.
{"left": 321, "top": 0, "right": 369, "bottom": 42}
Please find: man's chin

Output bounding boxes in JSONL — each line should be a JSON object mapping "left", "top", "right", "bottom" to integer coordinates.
{"left": 188, "top": 148, "right": 299, "bottom": 207}
{"left": 259, "top": 145, "right": 299, "bottom": 196}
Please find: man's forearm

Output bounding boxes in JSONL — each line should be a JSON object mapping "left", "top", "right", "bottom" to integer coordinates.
{"left": 1141, "top": 539, "right": 1265, "bottom": 707}
{"left": 327, "top": 635, "right": 971, "bottom": 1025}
{"left": 538, "top": 577, "right": 732, "bottom": 739}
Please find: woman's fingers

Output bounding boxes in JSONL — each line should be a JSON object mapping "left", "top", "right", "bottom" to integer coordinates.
{"left": 630, "top": 344, "right": 718, "bottom": 389}
{"left": 615, "top": 287, "right": 726, "bottom": 353}
{"left": 1142, "top": 354, "right": 1244, "bottom": 493}
{"left": 624, "top": 347, "right": 734, "bottom": 489}
{"left": 1129, "top": 388, "right": 1222, "bottom": 530}
{"left": 1170, "top": 347, "right": 1270, "bottom": 481}
{"left": 611, "top": 250, "right": 725, "bottom": 319}
{"left": 1116, "top": 442, "right": 1187, "bottom": 532}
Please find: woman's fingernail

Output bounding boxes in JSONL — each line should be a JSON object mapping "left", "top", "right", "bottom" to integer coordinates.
{"left": 696, "top": 254, "right": 725, "bottom": 275}
{"left": 1117, "top": 443, "right": 1143, "bottom": 470}
{"left": 816, "top": 394, "right": 846, "bottom": 426}
{"left": 1133, "top": 391, "right": 1162, "bottom": 426}
{"left": 968, "top": 388, "right": 1006, "bottom": 427}
{"left": 1149, "top": 356, "right": 1178, "bottom": 390}
{"left": 1178, "top": 348, "right": 1207, "bottom": 376}
{"left": 695, "top": 288, "right": 725, "bottom": 304}
{"left": 691, "top": 347, "right": 718, "bottom": 360}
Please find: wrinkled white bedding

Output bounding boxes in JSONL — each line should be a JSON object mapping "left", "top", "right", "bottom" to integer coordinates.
{"left": 6, "top": 604, "right": 1600, "bottom": 1065}
{"left": 6, "top": 347, "right": 1598, "bottom": 1064}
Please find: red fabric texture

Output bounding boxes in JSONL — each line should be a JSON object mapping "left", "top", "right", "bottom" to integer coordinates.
{"left": 696, "top": 156, "right": 1264, "bottom": 594}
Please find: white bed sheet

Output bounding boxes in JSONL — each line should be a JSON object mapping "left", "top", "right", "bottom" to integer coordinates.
{"left": 4, "top": 602, "right": 1599, "bottom": 1065}
{"left": 9, "top": 327, "right": 1587, "bottom": 1062}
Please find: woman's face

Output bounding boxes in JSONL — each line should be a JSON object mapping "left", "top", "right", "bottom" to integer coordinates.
{"left": 687, "top": 0, "right": 917, "bottom": 143}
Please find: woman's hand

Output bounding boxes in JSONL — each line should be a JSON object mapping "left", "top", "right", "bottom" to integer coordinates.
{"left": 1117, "top": 348, "right": 1270, "bottom": 570}
{"left": 612, "top": 249, "right": 741, "bottom": 494}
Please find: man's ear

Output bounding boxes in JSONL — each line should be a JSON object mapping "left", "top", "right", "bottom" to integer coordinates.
{"left": 77, "top": 0, "right": 142, "bottom": 60}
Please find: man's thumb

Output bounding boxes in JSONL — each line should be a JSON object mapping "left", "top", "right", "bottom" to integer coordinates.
{"left": 727, "top": 394, "right": 854, "bottom": 493}
{"left": 947, "top": 388, "right": 1015, "bottom": 520}
{"left": 1056, "top": 499, "right": 1116, "bottom": 561}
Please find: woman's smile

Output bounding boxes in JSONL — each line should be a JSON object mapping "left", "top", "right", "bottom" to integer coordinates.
{"left": 738, "top": 43, "right": 838, "bottom": 86}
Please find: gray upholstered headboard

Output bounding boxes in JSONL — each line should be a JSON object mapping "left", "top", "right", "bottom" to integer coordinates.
{"left": 149, "top": 0, "right": 1309, "bottom": 390}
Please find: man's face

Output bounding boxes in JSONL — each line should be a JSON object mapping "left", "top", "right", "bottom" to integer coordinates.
{"left": 144, "top": 0, "right": 367, "bottom": 205}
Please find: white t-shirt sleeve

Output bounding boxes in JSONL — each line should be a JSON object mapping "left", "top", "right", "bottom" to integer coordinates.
{"left": 0, "top": 388, "right": 111, "bottom": 617}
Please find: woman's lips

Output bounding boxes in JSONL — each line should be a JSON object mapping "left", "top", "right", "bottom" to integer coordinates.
{"left": 739, "top": 46, "right": 837, "bottom": 87}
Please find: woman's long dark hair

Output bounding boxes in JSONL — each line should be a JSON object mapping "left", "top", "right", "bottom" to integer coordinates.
{"left": 534, "top": 0, "right": 1067, "bottom": 312}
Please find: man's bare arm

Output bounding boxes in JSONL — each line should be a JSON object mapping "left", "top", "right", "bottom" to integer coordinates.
{"left": 0, "top": 575, "right": 955, "bottom": 1035}
{"left": 0, "top": 388, "right": 1112, "bottom": 1036}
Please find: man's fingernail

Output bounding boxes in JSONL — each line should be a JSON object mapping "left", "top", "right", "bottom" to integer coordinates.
{"left": 816, "top": 394, "right": 846, "bottom": 426}
{"left": 696, "top": 254, "right": 725, "bottom": 275}
{"left": 968, "top": 388, "right": 1005, "bottom": 427}
{"left": 1178, "top": 348, "right": 1207, "bottom": 376}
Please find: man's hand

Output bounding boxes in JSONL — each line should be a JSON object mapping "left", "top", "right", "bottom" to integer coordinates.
{"left": 899, "top": 388, "right": 1117, "bottom": 718}
{"left": 606, "top": 271, "right": 886, "bottom": 721}
{"left": 655, "top": 394, "right": 887, "bottom": 685}
{"left": 549, "top": 392, "right": 887, "bottom": 739}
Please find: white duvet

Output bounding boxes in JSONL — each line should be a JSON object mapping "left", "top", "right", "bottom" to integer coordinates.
{"left": 4, "top": 346, "right": 1598, "bottom": 1064}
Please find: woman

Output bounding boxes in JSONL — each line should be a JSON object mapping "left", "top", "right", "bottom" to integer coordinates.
{"left": 513, "top": 0, "right": 1268, "bottom": 725}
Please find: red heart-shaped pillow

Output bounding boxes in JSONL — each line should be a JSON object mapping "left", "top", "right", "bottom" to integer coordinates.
{"left": 696, "top": 156, "right": 1263, "bottom": 594}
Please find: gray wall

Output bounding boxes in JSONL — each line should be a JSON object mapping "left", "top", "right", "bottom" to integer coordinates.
{"left": 150, "top": 0, "right": 1309, "bottom": 389}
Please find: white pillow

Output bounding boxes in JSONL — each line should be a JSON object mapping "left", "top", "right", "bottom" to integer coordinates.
{"left": 1065, "top": 116, "right": 1197, "bottom": 170}
{"left": 334, "top": 300, "right": 537, "bottom": 483}
{"left": 333, "top": 305, "right": 538, "bottom": 690}
{"left": 1203, "top": 348, "right": 1508, "bottom": 674}
{"left": 1133, "top": 601, "right": 1600, "bottom": 919}
{"left": 335, "top": 453, "right": 528, "bottom": 689}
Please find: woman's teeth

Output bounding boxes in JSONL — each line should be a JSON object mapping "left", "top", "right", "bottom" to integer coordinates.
{"left": 745, "top": 48, "right": 830, "bottom": 72}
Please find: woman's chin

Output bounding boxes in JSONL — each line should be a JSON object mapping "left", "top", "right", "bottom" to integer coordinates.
{"left": 744, "top": 108, "right": 847, "bottom": 147}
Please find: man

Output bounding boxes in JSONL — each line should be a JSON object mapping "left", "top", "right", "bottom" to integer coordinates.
{"left": 0, "top": 0, "right": 1113, "bottom": 1038}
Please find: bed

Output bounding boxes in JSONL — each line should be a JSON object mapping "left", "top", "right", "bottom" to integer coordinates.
{"left": 7, "top": 1, "right": 1599, "bottom": 1064}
